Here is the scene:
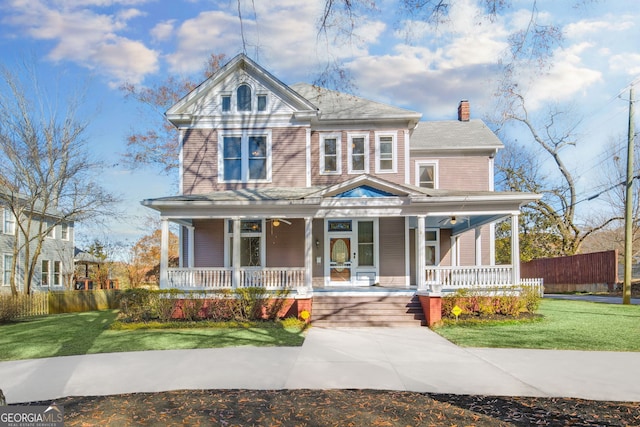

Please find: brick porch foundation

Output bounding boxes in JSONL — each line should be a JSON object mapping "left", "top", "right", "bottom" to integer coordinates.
{"left": 417, "top": 293, "right": 442, "bottom": 327}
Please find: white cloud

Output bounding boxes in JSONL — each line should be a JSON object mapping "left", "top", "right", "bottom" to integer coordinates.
{"left": 4, "top": 0, "right": 158, "bottom": 85}
{"left": 610, "top": 53, "right": 640, "bottom": 76}
{"left": 565, "top": 16, "right": 634, "bottom": 39}
{"left": 150, "top": 19, "right": 175, "bottom": 42}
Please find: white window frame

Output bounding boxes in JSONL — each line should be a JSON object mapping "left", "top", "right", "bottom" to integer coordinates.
{"left": 218, "top": 130, "right": 272, "bottom": 183}
{"left": 3, "top": 209, "right": 15, "bottom": 235}
{"left": 2, "top": 254, "right": 13, "bottom": 287}
{"left": 224, "top": 219, "right": 266, "bottom": 268}
{"left": 53, "top": 260, "right": 61, "bottom": 286}
{"left": 61, "top": 223, "right": 69, "bottom": 241}
{"left": 375, "top": 132, "right": 397, "bottom": 174}
{"left": 415, "top": 160, "right": 439, "bottom": 189}
{"left": 256, "top": 93, "right": 268, "bottom": 112}
{"left": 220, "top": 93, "right": 231, "bottom": 112}
{"left": 41, "top": 259, "right": 50, "bottom": 287}
{"left": 45, "top": 222, "right": 55, "bottom": 239}
{"left": 319, "top": 133, "right": 342, "bottom": 175}
{"left": 347, "top": 133, "right": 369, "bottom": 174}
{"left": 425, "top": 228, "right": 440, "bottom": 266}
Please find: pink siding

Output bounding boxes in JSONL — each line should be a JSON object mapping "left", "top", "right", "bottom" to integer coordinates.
{"left": 410, "top": 156, "right": 490, "bottom": 191}
{"left": 193, "top": 219, "right": 225, "bottom": 267}
{"left": 457, "top": 226, "right": 492, "bottom": 266}
{"left": 265, "top": 219, "right": 305, "bottom": 267}
{"left": 311, "top": 130, "right": 406, "bottom": 186}
{"left": 181, "top": 127, "right": 308, "bottom": 194}
{"left": 378, "top": 217, "right": 406, "bottom": 286}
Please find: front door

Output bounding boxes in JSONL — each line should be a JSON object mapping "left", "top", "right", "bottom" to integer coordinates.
{"left": 329, "top": 237, "right": 351, "bottom": 282}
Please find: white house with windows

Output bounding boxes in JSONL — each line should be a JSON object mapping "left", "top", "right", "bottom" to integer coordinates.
{"left": 0, "top": 202, "right": 74, "bottom": 293}
{"left": 142, "top": 54, "right": 539, "bottom": 298}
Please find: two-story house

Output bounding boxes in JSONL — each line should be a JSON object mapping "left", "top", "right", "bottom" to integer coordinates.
{"left": 142, "top": 54, "right": 538, "bottom": 297}
{"left": 1, "top": 201, "right": 74, "bottom": 293}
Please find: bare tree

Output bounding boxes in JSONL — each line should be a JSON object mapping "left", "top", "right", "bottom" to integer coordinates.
{"left": 120, "top": 53, "right": 226, "bottom": 174}
{"left": 0, "top": 60, "right": 119, "bottom": 295}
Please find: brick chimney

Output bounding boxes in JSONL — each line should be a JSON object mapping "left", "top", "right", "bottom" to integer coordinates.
{"left": 458, "top": 100, "right": 470, "bottom": 121}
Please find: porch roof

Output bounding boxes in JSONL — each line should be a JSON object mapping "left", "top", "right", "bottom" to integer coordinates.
{"left": 141, "top": 176, "right": 540, "bottom": 232}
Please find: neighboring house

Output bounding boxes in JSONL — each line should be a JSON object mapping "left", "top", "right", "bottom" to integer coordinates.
{"left": 142, "top": 54, "right": 539, "bottom": 295}
{"left": 0, "top": 201, "right": 74, "bottom": 293}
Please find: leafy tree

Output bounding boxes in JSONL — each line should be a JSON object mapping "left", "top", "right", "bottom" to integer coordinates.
{"left": 127, "top": 229, "right": 179, "bottom": 287}
{"left": 0, "top": 60, "right": 118, "bottom": 295}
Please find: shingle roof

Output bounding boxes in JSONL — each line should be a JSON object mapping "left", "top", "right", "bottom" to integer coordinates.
{"left": 410, "top": 119, "right": 503, "bottom": 151}
{"left": 290, "top": 83, "right": 422, "bottom": 122}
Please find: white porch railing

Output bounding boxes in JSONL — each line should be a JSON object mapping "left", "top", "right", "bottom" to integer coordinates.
{"left": 166, "top": 267, "right": 305, "bottom": 290}
{"left": 425, "top": 265, "right": 514, "bottom": 289}
{"left": 167, "top": 268, "right": 233, "bottom": 289}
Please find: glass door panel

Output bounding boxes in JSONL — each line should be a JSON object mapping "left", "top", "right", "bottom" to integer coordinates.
{"left": 330, "top": 237, "right": 351, "bottom": 282}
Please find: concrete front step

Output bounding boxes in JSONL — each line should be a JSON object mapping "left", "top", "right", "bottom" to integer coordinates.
{"left": 311, "top": 295, "right": 425, "bottom": 327}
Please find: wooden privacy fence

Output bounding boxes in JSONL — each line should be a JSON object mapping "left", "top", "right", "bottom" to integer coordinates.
{"left": 49, "top": 290, "right": 120, "bottom": 314}
{"left": 521, "top": 250, "right": 618, "bottom": 293}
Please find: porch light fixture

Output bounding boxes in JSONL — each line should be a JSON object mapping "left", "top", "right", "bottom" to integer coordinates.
{"left": 272, "top": 219, "right": 280, "bottom": 227}
{"left": 450, "top": 216, "right": 457, "bottom": 225}
{"left": 315, "top": 239, "right": 320, "bottom": 248}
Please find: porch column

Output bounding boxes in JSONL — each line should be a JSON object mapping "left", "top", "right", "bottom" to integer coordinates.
{"left": 304, "top": 217, "right": 313, "bottom": 292}
{"left": 160, "top": 218, "right": 169, "bottom": 289}
{"left": 511, "top": 213, "right": 520, "bottom": 286}
{"left": 187, "top": 225, "right": 195, "bottom": 268}
{"left": 417, "top": 215, "right": 426, "bottom": 290}
{"left": 450, "top": 236, "right": 458, "bottom": 266}
{"left": 404, "top": 217, "right": 411, "bottom": 288}
{"left": 233, "top": 218, "right": 241, "bottom": 289}
{"left": 475, "top": 227, "right": 482, "bottom": 266}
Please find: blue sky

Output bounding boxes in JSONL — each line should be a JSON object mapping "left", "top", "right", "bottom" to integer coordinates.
{"left": 1, "top": 0, "right": 639, "bottom": 246}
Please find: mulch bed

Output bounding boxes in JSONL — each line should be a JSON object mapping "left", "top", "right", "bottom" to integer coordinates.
{"left": 22, "top": 389, "right": 640, "bottom": 426}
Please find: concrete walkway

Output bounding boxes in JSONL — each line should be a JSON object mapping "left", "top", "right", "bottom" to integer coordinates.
{"left": 2, "top": 327, "right": 639, "bottom": 404}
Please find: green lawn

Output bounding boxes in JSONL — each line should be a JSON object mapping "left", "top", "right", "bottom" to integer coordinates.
{"left": 435, "top": 299, "right": 640, "bottom": 351}
{"left": 0, "top": 310, "right": 305, "bottom": 361}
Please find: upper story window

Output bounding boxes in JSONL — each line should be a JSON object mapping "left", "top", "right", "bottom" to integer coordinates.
{"left": 221, "top": 95, "right": 231, "bottom": 112}
{"left": 257, "top": 94, "right": 267, "bottom": 111}
{"left": 416, "top": 161, "right": 438, "bottom": 189}
{"left": 375, "top": 132, "right": 396, "bottom": 173}
{"left": 46, "top": 222, "right": 55, "bottom": 239}
{"left": 320, "top": 134, "right": 342, "bottom": 175}
{"left": 219, "top": 130, "right": 271, "bottom": 183}
{"left": 237, "top": 84, "right": 252, "bottom": 111}
{"left": 348, "top": 133, "right": 369, "bottom": 174}
{"left": 3, "top": 209, "right": 15, "bottom": 235}
{"left": 61, "top": 223, "right": 69, "bottom": 240}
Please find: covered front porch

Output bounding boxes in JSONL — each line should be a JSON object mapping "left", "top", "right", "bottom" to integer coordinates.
{"left": 142, "top": 175, "right": 539, "bottom": 294}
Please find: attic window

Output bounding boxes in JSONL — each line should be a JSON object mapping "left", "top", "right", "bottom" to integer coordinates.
{"left": 237, "top": 84, "right": 251, "bottom": 111}
{"left": 257, "top": 95, "right": 267, "bottom": 111}
{"left": 221, "top": 95, "right": 231, "bottom": 112}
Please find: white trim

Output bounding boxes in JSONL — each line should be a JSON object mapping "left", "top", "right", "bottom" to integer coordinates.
{"left": 489, "top": 222, "right": 496, "bottom": 266}
{"left": 415, "top": 160, "right": 439, "bottom": 189}
{"left": 218, "top": 129, "right": 272, "bottom": 183}
{"left": 404, "top": 217, "right": 410, "bottom": 287}
{"left": 374, "top": 131, "right": 397, "bottom": 174}
{"left": 319, "top": 133, "right": 342, "bottom": 175}
{"left": 2, "top": 253, "right": 13, "bottom": 287}
{"left": 41, "top": 259, "right": 50, "bottom": 287}
{"left": 475, "top": 227, "right": 482, "bottom": 266}
{"left": 416, "top": 216, "right": 425, "bottom": 289}
{"left": 425, "top": 228, "right": 440, "bottom": 267}
{"left": 305, "top": 128, "right": 311, "bottom": 187}
{"left": 404, "top": 130, "right": 410, "bottom": 185}
{"left": 3, "top": 208, "right": 16, "bottom": 235}
{"left": 488, "top": 156, "right": 495, "bottom": 191}
{"left": 179, "top": 130, "right": 184, "bottom": 194}
{"left": 347, "top": 132, "right": 369, "bottom": 174}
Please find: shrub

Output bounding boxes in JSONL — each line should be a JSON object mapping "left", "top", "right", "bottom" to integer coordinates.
{"left": 441, "top": 285, "right": 541, "bottom": 319}
{"left": 280, "top": 317, "right": 307, "bottom": 332}
{"left": 0, "top": 295, "right": 22, "bottom": 323}
{"left": 520, "top": 285, "right": 542, "bottom": 313}
{"left": 155, "top": 289, "right": 180, "bottom": 322}
{"left": 117, "top": 288, "right": 156, "bottom": 322}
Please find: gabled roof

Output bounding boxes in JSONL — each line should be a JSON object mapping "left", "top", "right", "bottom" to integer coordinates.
{"left": 410, "top": 119, "right": 503, "bottom": 152}
{"left": 291, "top": 83, "right": 422, "bottom": 126}
{"left": 165, "top": 54, "right": 318, "bottom": 123}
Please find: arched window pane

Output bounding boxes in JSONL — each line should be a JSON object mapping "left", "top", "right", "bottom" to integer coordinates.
{"left": 237, "top": 85, "right": 251, "bottom": 111}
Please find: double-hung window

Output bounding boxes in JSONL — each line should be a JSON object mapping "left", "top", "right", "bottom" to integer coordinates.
{"left": 416, "top": 161, "right": 438, "bottom": 189}
{"left": 61, "top": 223, "right": 69, "bottom": 240}
{"left": 320, "top": 134, "right": 341, "bottom": 175}
{"left": 46, "top": 222, "right": 55, "bottom": 239}
{"left": 53, "top": 261, "right": 61, "bottom": 286}
{"left": 3, "top": 209, "right": 15, "bottom": 235}
{"left": 348, "top": 133, "right": 369, "bottom": 174}
{"left": 375, "top": 132, "right": 396, "bottom": 173}
{"left": 226, "top": 220, "right": 264, "bottom": 267}
{"left": 41, "top": 260, "right": 50, "bottom": 286}
{"left": 2, "top": 254, "right": 13, "bottom": 286}
{"left": 219, "top": 130, "right": 271, "bottom": 182}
